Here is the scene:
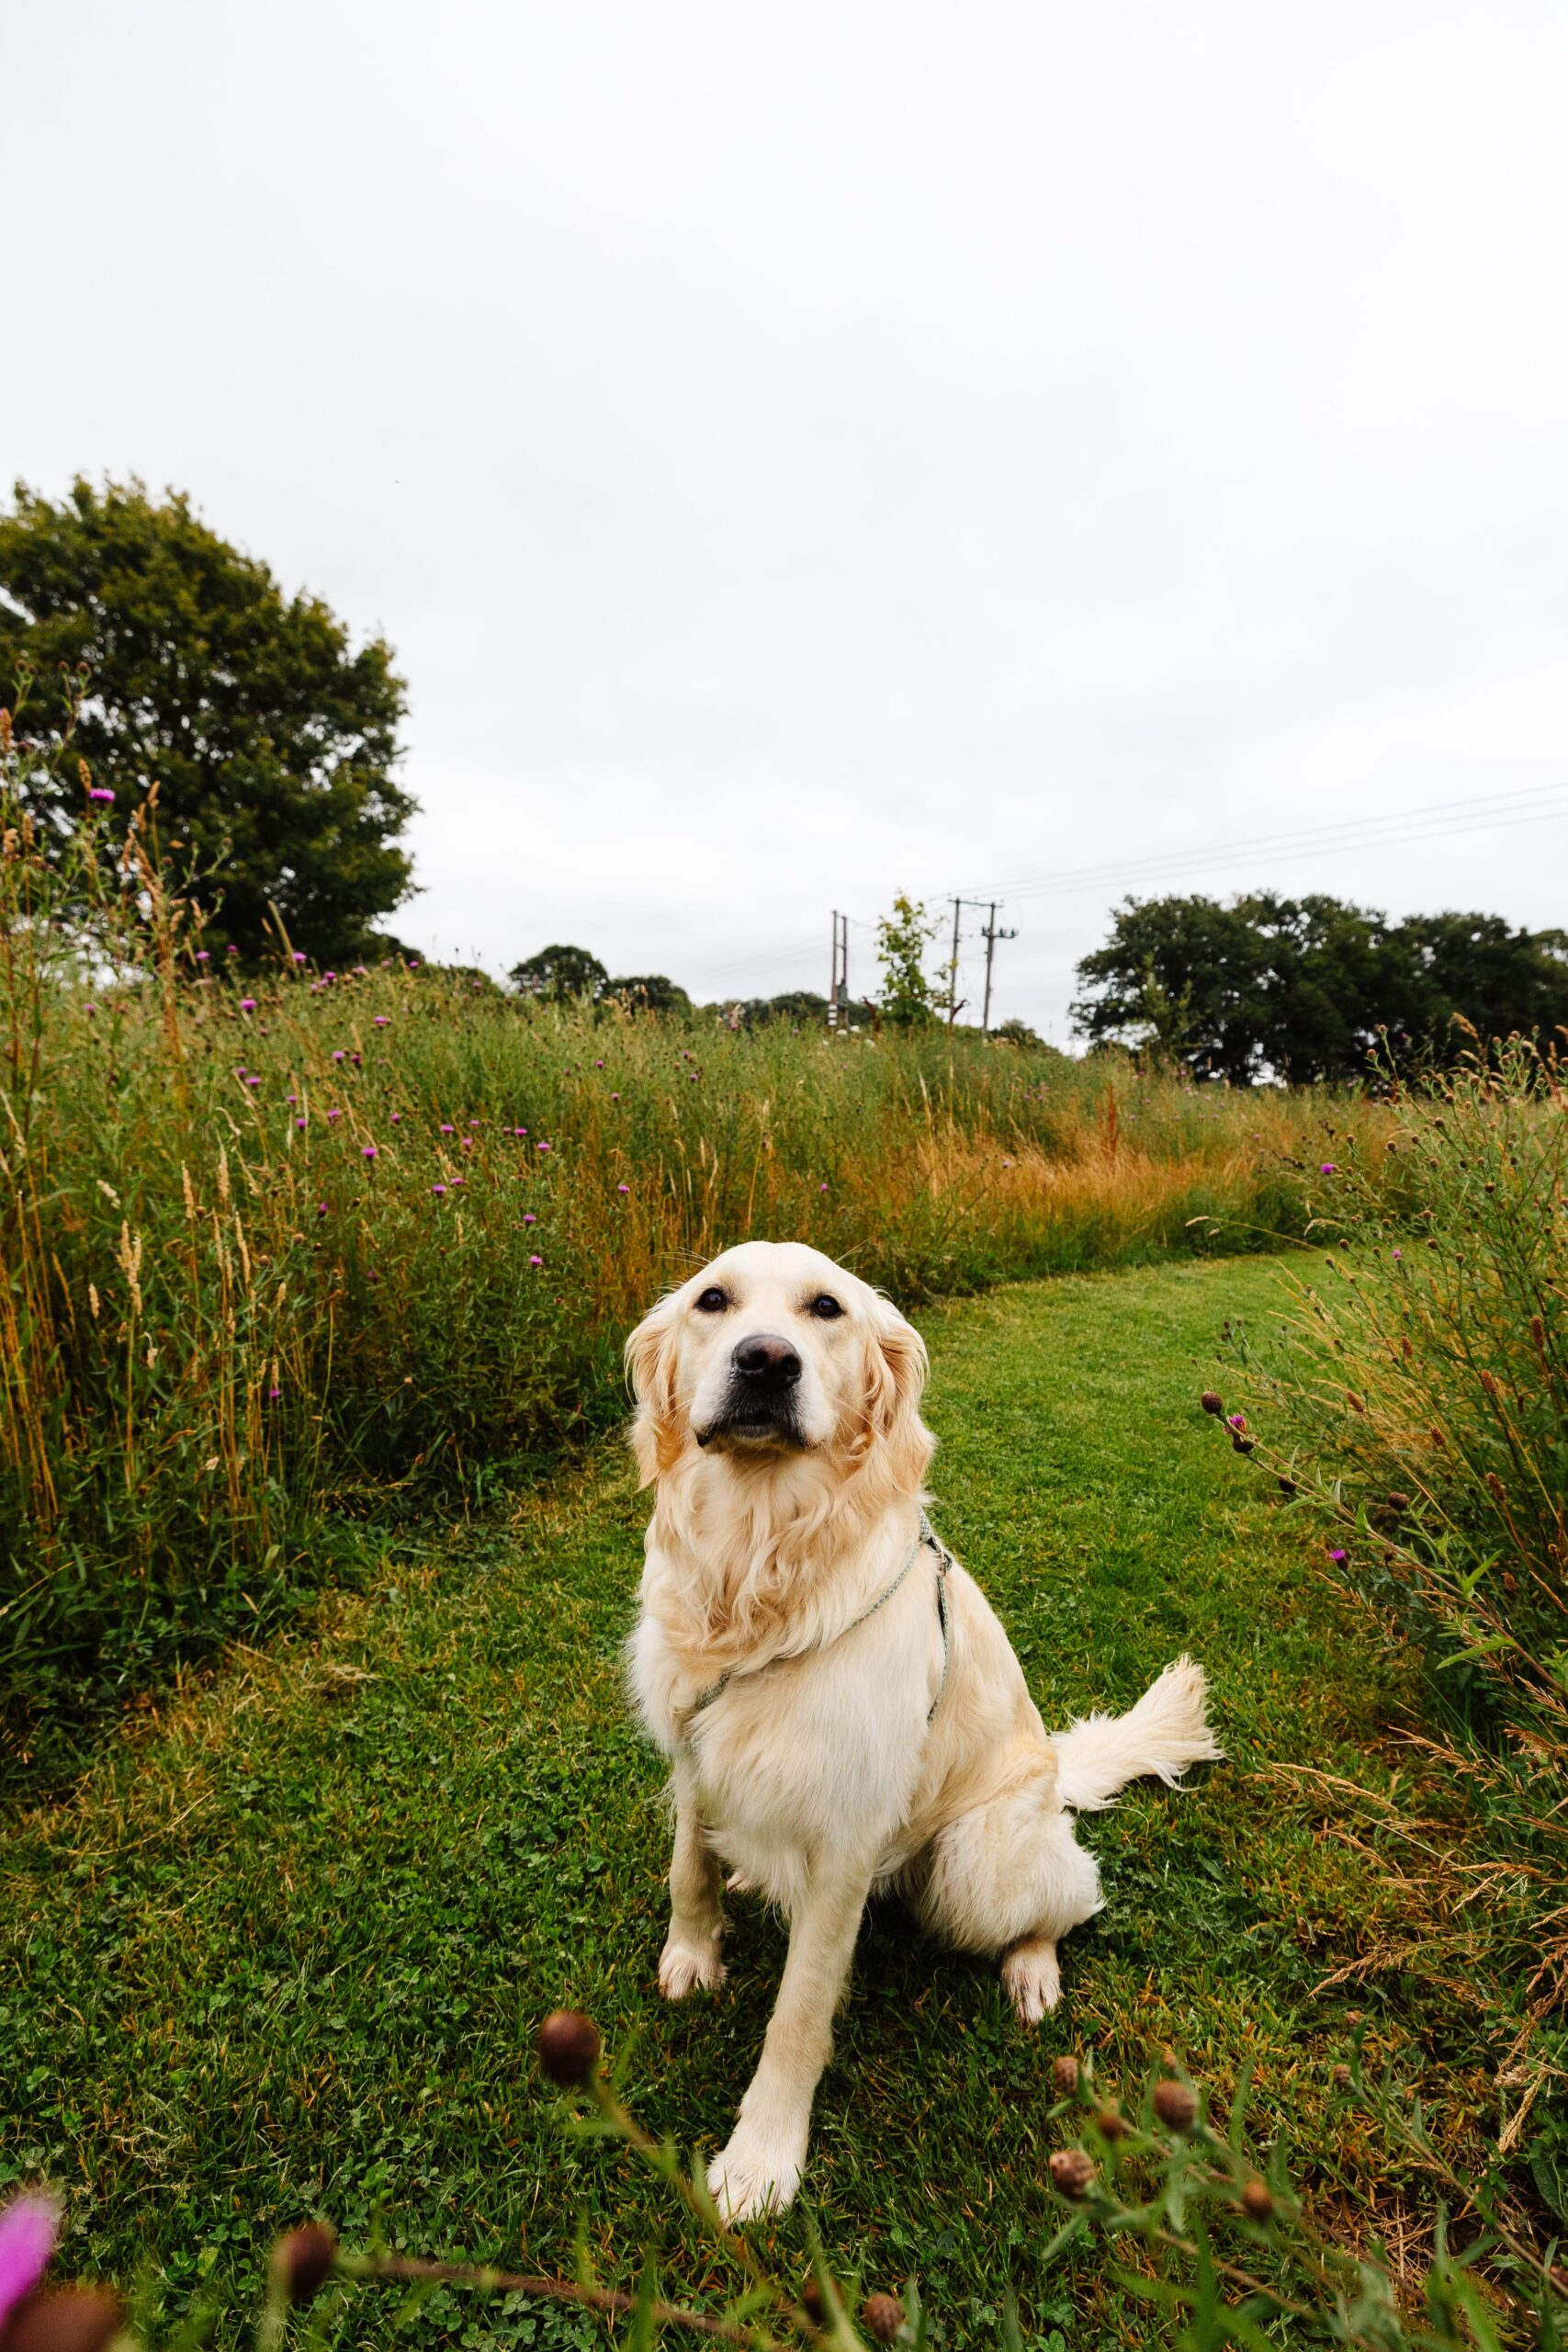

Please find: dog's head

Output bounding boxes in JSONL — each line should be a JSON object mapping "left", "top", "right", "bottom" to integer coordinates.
{"left": 626, "top": 1240, "right": 931, "bottom": 1491}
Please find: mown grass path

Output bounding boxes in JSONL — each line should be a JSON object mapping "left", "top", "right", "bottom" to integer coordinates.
{"left": 5, "top": 1257, "right": 1431, "bottom": 2349}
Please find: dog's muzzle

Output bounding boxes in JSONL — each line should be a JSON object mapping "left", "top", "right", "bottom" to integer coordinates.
{"left": 697, "top": 1331, "right": 807, "bottom": 1449}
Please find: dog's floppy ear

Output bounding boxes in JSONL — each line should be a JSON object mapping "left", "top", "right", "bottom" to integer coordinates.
{"left": 862, "top": 1295, "right": 934, "bottom": 1492}
{"left": 626, "top": 1290, "right": 684, "bottom": 1485}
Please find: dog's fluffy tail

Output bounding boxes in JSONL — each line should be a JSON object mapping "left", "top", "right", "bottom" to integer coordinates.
{"left": 1053, "top": 1656, "right": 1223, "bottom": 1812}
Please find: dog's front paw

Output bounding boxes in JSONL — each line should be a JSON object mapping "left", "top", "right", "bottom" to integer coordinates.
{"left": 707, "top": 2122, "right": 806, "bottom": 2221}
{"left": 658, "top": 1937, "right": 726, "bottom": 1998}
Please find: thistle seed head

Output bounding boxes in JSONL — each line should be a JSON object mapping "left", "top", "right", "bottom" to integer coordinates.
{"left": 863, "top": 2294, "right": 904, "bottom": 2343}
{"left": 271, "top": 2223, "right": 338, "bottom": 2304}
{"left": 1152, "top": 2079, "right": 1198, "bottom": 2132}
{"left": 1048, "top": 2149, "right": 1096, "bottom": 2200}
{"left": 537, "top": 2009, "right": 601, "bottom": 2086}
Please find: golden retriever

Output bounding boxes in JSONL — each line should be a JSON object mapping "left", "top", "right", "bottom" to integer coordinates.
{"left": 626, "top": 1239, "right": 1220, "bottom": 2219}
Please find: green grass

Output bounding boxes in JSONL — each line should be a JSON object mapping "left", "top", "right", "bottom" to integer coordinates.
{"left": 3, "top": 1256, "right": 1510, "bottom": 2347}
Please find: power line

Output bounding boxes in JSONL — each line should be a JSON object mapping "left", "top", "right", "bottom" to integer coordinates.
{"left": 685, "top": 779, "right": 1568, "bottom": 999}
{"left": 954, "top": 778, "right": 1568, "bottom": 907}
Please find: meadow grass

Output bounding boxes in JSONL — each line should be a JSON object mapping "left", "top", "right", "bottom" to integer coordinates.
{"left": 1208, "top": 1035, "right": 1568, "bottom": 2246}
{"left": 6, "top": 1255, "right": 1551, "bottom": 2349}
{"left": 1, "top": 768, "right": 1373, "bottom": 1777}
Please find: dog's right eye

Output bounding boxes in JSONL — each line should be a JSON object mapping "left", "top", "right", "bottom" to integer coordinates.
{"left": 694, "top": 1286, "right": 729, "bottom": 1314}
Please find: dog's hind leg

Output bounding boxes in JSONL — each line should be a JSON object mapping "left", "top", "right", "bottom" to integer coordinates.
{"left": 659, "top": 1755, "right": 727, "bottom": 1998}
{"left": 916, "top": 1752, "right": 1103, "bottom": 2024}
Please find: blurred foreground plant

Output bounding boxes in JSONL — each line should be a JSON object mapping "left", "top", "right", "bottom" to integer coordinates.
{"left": 4, "top": 2020, "right": 1562, "bottom": 2352}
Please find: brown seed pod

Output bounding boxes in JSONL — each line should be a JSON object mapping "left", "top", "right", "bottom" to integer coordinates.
{"left": 1200, "top": 1392, "right": 1224, "bottom": 1416}
{"left": 1152, "top": 2080, "right": 1198, "bottom": 2132}
{"left": 1048, "top": 2149, "right": 1096, "bottom": 2200}
{"left": 537, "top": 2009, "right": 601, "bottom": 2086}
{"left": 800, "top": 2277, "right": 827, "bottom": 2326}
{"left": 271, "top": 2222, "right": 338, "bottom": 2305}
{"left": 4, "top": 2290, "right": 124, "bottom": 2352}
{"left": 1240, "top": 2179, "right": 1274, "bottom": 2222}
{"left": 863, "top": 2294, "right": 904, "bottom": 2343}
{"left": 1332, "top": 2063, "right": 1352, "bottom": 2089}
{"left": 1051, "top": 2054, "right": 1079, "bottom": 2095}
{"left": 1094, "top": 2105, "right": 1126, "bottom": 2142}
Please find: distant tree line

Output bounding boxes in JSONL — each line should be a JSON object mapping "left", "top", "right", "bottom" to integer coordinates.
{"left": 1071, "top": 891, "right": 1568, "bottom": 1082}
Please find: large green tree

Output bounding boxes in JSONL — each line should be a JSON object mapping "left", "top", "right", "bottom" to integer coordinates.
{"left": 1072, "top": 891, "right": 1568, "bottom": 1081}
{"left": 0, "top": 477, "right": 415, "bottom": 962}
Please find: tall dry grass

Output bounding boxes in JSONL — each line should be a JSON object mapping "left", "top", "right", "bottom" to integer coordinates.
{"left": 1213, "top": 1036, "right": 1568, "bottom": 2233}
{"left": 1, "top": 738, "right": 1360, "bottom": 1763}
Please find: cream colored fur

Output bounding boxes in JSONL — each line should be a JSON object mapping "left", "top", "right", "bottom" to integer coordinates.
{"left": 625, "top": 1240, "right": 1221, "bottom": 2221}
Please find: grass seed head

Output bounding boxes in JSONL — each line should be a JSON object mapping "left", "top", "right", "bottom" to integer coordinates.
{"left": 537, "top": 2008, "right": 601, "bottom": 2086}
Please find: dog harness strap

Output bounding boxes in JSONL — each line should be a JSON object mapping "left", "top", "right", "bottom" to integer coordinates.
{"left": 684, "top": 1510, "right": 954, "bottom": 1734}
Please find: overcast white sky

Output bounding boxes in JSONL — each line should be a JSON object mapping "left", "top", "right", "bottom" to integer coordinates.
{"left": 9, "top": 2, "right": 1567, "bottom": 1037}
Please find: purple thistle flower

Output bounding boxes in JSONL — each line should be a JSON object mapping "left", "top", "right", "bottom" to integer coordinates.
{"left": 292, "top": 951, "right": 307, "bottom": 964}
{"left": 317, "top": 1202, "right": 328, "bottom": 1216}
{"left": 87, "top": 786, "right": 115, "bottom": 803}
{"left": 1228, "top": 1413, "right": 1247, "bottom": 1430}
{"left": 268, "top": 1386, "right": 282, "bottom": 1401}
{"left": 354, "top": 966, "right": 367, "bottom": 978}
{"left": 390, "top": 1111, "right": 401, "bottom": 1123}
{"left": 1393, "top": 1248, "right": 1403, "bottom": 1261}
{"left": 528, "top": 1253, "right": 543, "bottom": 1267}
{"left": 432, "top": 1182, "right": 447, "bottom": 1197}
{"left": 246, "top": 1075, "right": 261, "bottom": 1089}
{"left": 374, "top": 1015, "right": 389, "bottom": 1026}
{"left": 595, "top": 1058, "right": 604, "bottom": 1068}
{"left": 523, "top": 1212, "right": 536, "bottom": 1226}
{"left": 196, "top": 950, "right": 210, "bottom": 961}
{"left": 0, "top": 2191, "right": 60, "bottom": 2330}
{"left": 85, "top": 1001, "right": 97, "bottom": 1016}
{"left": 536, "top": 1140, "right": 551, "bottom": 1153}
{"left": 287, "top": 1093, "right": 298, "bottom": 1104}
{"left": 610, "top": 1091, "right": 620, "bottom": 1101}
{"left": 333, "top": 1049, "right": 345, "bottom": 1062}
{"left": 616, "top": 1183, "right": 630, "bottom": 1193}
{"left": 819, "top": 1182, "right": 829, "bottom": 1193}
{"left": 327, "top": 1108, "right": 342, "bottom": 1122}
{"left": 227, "top": 944, "right": 240, "bottom": 955}
{"left": 351, "top": 1052, "right": 362, "bottom": 1067}
{"left": 409, "top": 959, "right": 421, "bottom": 969}
{"left": 514, "top": 1126, "right": 527, "bottom": 1136}
{"left": 240, "top": 997, "right": 256, "bottom": 1012}
{"left": 469, "top": 1116, "right": 480, "bottom": 1128}
{"left": 363, "top": 1145, "right": 378, "bottom": 1159}
{"left": 1320, "top": 1162, "right": 1337, "bottom": 1175}
{"left": 1328, "top": 1547, "right": 1348, "bottom": 1563}
{"left": 460, "top": 1136, "right": 473, "bottom": 1151}
{"left": 440, "top": 1123, "right": 455, "bottom": 1135}
{"left": 324, "top": 971, "right": 336, "bottom": 982}
{"left": 296, "top": 1117, "right": 307, "bottom": 1129}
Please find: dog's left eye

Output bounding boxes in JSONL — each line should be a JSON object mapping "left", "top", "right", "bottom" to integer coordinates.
{"left": 807, "top": 1294, "right": 843, "bottom": 1319}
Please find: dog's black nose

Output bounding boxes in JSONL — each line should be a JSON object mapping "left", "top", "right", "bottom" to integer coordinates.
{"left": 732, "top": 1333, "right": 802, "bottom": 1385}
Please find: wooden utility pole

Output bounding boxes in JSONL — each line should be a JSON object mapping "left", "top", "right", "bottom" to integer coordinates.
{"left": 828, "top": 910, "right": 849, "bottom": 1028}
{"left": 980, "top": 904, "right": 1018, "bottom": 1035}
{"left": 945, "top": 897, "right": 987, "bottom": 1025}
